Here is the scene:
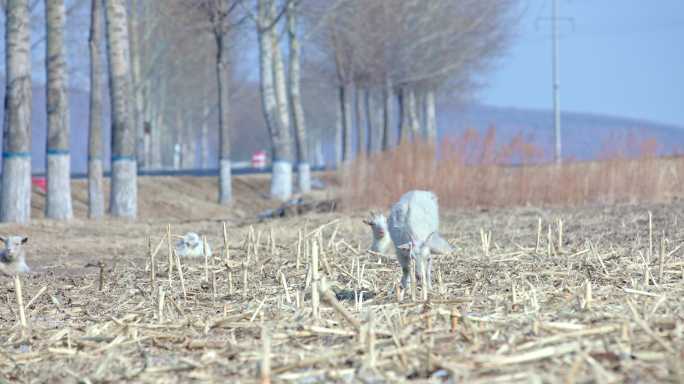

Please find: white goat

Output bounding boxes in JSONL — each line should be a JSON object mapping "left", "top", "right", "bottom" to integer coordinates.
{"left": 0, "top": 236, "right": 30, "bottom": 276}
{"left": 175, "top": 232, "right": 212, "bottom": 258}
{"left": 363, "top": 211, "right": 392, "bottom": 254}
{"left": 387, "top": 191, "right": 453, "bottom": 289}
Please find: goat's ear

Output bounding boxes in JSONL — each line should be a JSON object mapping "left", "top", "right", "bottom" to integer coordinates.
{"left": 0, "top": 237, "right": 5, "bottom": 245}
{"left": 21, "top": 237, "right": 28, "bottom": 244}
{"left": 362, "top": 219, "right": 371, "bottom": 226}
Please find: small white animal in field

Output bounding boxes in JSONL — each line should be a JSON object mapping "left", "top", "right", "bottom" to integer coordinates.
{"left": 175, "top": 232, "right": 212, "bottom": 258}
{"left": 0, "top": 236, "right": 30, "bottom": 276}
{"left": 388, "top": 191, "right": 454, "bottom": 289}
{"left": 363, "top": 211, "right": 392, "bottom": 254}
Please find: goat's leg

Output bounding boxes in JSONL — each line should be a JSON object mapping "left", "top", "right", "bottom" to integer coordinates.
{"left": 414, "top": 257, "right": 423, "bottom": 284}
{"left": 398, "top": 253, "right": 412, "bottom": 289}
{"left": 400, "top": 264, "right": 411, "bottom": 289}
{"left": 426, "top": 256, "right": 433, "bottom": 289}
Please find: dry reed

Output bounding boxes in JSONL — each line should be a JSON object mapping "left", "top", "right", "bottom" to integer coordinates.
{"left": 341, "top": 130, "right": 684, "bottom": 210}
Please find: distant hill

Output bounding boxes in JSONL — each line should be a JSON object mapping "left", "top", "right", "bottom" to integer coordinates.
{"left": 440, "top": 103, "right": 684, "bottom": 161}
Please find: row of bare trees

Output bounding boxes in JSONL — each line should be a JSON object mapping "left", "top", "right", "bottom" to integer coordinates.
{"left": 0, "top": 0, "right": 516, "bottom": 222}
{"left": 307, "top": 0, "right": 515, "bottom": 164}
{"left": 1, "top": 0, "right": 135, "bottom": 222}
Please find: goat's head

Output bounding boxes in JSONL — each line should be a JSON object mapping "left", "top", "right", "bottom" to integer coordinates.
{"left": 175, "top": 232, "right": 201, "bottom": 251}
{"left": 1, "top": 236, "right": 28, "bottom": 262}
{"left": 0, "top": 236, "right": 29, "bottom": 275}
{"left": 363, "top": 211, "right": 388, "bottom": 238}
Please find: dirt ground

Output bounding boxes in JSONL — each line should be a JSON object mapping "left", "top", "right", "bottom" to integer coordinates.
{"left": 0, "top": 175, "right": 682, "bottom": 383}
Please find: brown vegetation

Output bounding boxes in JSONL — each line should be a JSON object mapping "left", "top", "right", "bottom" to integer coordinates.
{"left": 342, "top": 129, "right": 684, "bottom": 210}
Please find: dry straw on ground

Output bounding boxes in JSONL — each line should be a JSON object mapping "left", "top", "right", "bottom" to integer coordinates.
{"left": 0, "top": 200, "right": 682, "bottom": 382}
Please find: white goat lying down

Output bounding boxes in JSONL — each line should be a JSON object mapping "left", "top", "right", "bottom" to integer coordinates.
{"left": 0, "top": 236, "right": 30, "bottom": 276}
{"left": 367, "top": 191, "right": 453, "bottom": 289}
{"left": 175, "top": 232, "right": 212, "bottom": 258}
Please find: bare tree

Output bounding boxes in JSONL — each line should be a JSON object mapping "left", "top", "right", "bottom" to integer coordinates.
{"left": 204, "top": 1, "right": 237, "bottom": 203}
{"left": 45, "top": 0, "right": 73, "bottom": 220}
{"left": 339, "top": 83, "right": 352, "bottom": 161}
{"left": 104, "top": 0, "right": 136, "bottom": 217}
{"left": 128, "top": 0, "right": 144, "bottom": 169}
{"left": 287, "top": 1, "right": 310, "bottom": 193}
{"left": 364, "top": 89, "right": 374, "bottom": 153}
{"left": 0, "top": 0, "right": 32, "bottom": 223}
{"left": 424, "top": 88, "right": 437, "bottom": 142}
{"left": 309, "top": 0, "right": 516, "bottom": 151}
{"left": 257, "top": 0, "right": 294, "bottom": 200}
{"left": 87, "top": 0, "right": 104, "bottom": 218}
{"left": 354, "top": 87, "right": 364, "bottom": 156}
{"left": 381, "top": 81, "right": 392, "bottom": 150}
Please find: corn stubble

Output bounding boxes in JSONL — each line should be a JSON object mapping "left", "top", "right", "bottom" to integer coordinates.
{"left": 0, "top": 175, "right": 682, "bottom": 381}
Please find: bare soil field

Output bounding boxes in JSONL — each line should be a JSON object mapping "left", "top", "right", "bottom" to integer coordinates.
{"left": 0, "top": 175, "right": 682, "bottom": 383}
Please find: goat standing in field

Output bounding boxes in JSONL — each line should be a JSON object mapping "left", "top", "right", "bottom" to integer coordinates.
{"left": 387, "top": 191, "right": 453, "bottom": 289}
{"left": 0, "top": 236, "right": 30, "bottom": 276}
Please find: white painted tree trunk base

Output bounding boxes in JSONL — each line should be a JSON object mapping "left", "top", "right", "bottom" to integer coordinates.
{"left": 219, "top": 159, "right": 232, "bottom": 204}
{"left": 0, "top": 157, "right": 31, "bottom": 223}
{"left": 110, "top": 159, "right": 137, "bottom": 218}
{"left": 270, "top": 161, "right": 292, "bottom": 201}
{"left": 88, "top": 159, "right": 105, "bottom": 218}
{"left": 297, "top": 163, "right": 311, "bottom": 194}
{"left": 46, "top": 154, "right": 73, "bottom": 220}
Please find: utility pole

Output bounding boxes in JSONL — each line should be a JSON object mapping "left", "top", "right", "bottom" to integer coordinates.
{"left": 552, "top": 0, "right": 561, "bottom": 164}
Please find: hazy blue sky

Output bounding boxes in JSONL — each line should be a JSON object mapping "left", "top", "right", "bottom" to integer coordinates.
{"left": 481, "top": 0, "right": 684, "bottom": 127}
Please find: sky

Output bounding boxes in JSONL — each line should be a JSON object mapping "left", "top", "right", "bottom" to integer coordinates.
{"left": 2, "top": 0, "right": 681, "bottom": 130}
{"left": 480, "top": 0, "right": 684, "bottom": 127}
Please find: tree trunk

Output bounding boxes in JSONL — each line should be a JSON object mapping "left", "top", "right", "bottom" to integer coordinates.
{"left": 215, "top": 31, "right": 232, "bottom": 204}
{"left": 355, "top": 86, "right": 365, "bottom": 157}
{"left": 104, "top": 0, "right": 137, "bottom": 218}
{"left": 408, "top": 88, "right": 420, "bottom": 139}
{"left": 287, "top": 4, "right": 310, "bottom": 193}
{"left": 258, "top": 0, "right": 293, "bottom": 201}
{"left": 315, "top": 140, "right": 324, "bottom": 167}
{"left": 340, "top": 84, "right": 352, "bottom": 162}
{"left": 151, "top": 76, "right": 165, "bottom": 168}
{"left": 398, "top": 87, "right": 410, "bottom": 144}
{"left": 45, "top": 0, "right": 73, "bottom": 220}
{"left": 270, "top": 1, "right": 293, "bottom": 200}
{"left": 180, "top": 112, "right": 193, "bottom": 169}
{"left": 365, "top": 89, "right": 374, "bottom": 154}
{"left": 334, "top": 93, "right": 342, "bottom": 166}
{"left": 200, "top": 83, "right": 210, "bottom": 169}
{"left": 0, "top": 0, "right": 32, "bottom": 224}
{"left": 382, "top": 81, "right": 392, "bottom": 151}
{"left": 418, "top": 91, "right": 426, "bottom": 137}
{"left": 425, "top": 89, "right": 437, "bottom": 144}
{"left": 128, "top": 0, "right": 144, "bottom": 170}
{"left": 88, "top": 0, "right": 104, "bottom": 219}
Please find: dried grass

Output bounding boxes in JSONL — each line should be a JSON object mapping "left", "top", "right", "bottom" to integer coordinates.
{"left": 0, "top": 203, "right": 682, "bottom": 382}
{"left": 341, "top": 129, "right": 684, "bottom": 210}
